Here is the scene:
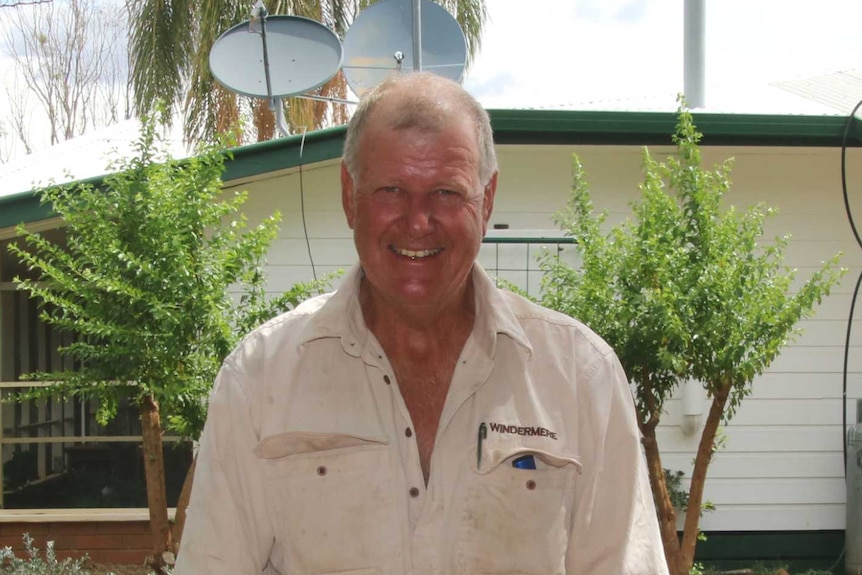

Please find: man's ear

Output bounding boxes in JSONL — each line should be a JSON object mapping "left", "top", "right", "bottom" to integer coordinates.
{"left": 341, "top": 163, "right": 356, "bottom": 230}
{"left": 481, "top": 171, "right": 498, "bottom": 234}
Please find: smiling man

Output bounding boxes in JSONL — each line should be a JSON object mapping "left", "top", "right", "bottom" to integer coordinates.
{"left": 175, "top": 73, "right": 669, "bottom": 575}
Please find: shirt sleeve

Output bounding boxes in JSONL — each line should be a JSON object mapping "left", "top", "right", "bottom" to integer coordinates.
{"left": 565, "top": 353, "right": 670, "bottom": 575}
{"left": 173, "top": 360, "right": 276, "bottom": 575}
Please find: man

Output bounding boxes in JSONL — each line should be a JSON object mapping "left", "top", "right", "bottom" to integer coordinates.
{"left": 175, "top": 72, "right": 668, "bottom": 574}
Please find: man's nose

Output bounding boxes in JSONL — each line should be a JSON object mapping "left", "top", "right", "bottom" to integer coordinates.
{"left": 405, "top": 193, "right": 434, "bottom": 235}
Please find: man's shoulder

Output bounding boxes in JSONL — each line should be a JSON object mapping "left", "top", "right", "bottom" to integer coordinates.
{"left": 226, "top": 291, "right": 336, "bottom": 366}
{"left": 256, "top": 291, "right": 335, "bottom": 334}
{"left": 496, "top": 289, "right": 614, "bottom": 358}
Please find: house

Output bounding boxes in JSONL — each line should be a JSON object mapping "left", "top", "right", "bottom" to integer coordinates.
{"left": 0, "top": 94, "right": 860, "bottom": 568}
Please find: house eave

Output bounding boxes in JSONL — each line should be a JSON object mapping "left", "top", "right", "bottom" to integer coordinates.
{"left": 2, "top": 109, "right": 861, "bottom": 230}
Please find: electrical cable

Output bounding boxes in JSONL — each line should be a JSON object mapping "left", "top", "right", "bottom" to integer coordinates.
{"left": 840, "top": 98, "right": 862, "bottom": 474}
{"left": 834, "top": 97, "right": 862, "bottom": 574}
{"left": 826, "top": 547, "right": 845, "bottom": 574}
{"left": 298, "top": 127, "right": 318, "bottom": 282}
{"left": 842, "top": 99, "right": 862, "bottom": 249}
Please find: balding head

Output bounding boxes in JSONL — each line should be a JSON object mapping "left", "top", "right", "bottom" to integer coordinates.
{"left": 342, "top": 73, "right": 497, "bottom": 185}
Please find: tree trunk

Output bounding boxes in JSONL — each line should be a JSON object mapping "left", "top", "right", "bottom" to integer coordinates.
{"left": 171, "top": 454, "right": 197, "bottom": 554}
{"left": 677, "top": 382, "right": 731, "bottom": 575}
{"left": 641, "top": 422, "right": 680, "bottom": 572}
{"left": 140, "top": 394, "right": 174, "bottom": 575}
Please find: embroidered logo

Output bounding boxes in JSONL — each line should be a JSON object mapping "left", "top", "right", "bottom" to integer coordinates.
{"left": 487, "top": 422, "right": 557, "bottom": 440}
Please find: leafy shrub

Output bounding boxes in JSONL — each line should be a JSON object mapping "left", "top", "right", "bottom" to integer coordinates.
{"left": 0, "top": 533, "right": 92, "bottom": 575}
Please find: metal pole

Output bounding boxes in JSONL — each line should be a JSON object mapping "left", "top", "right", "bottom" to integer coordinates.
{"left": 683, "top": 0, "right": 706, "bottom": 108}
{"left": 412, "top": 0, "right": 422, "bottom": 72}
{"left": 259, "top": 14, "right": 291, "bottom": 137}
{"left": 260, "top": 17, "right": 274, "bottom": 105}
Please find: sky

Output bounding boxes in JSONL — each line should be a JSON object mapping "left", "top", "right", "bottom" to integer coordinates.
{"left": 463, "top": 0, "right": 862, "bottom": 110}
{"left": 3, "top": 0, "right": 862, "bottom": 169}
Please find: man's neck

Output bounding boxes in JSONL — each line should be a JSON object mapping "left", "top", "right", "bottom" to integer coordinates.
{"left": 359, "top": 276, "right": 476, "bottom": 359}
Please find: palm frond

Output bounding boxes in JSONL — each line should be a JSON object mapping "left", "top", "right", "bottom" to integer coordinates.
{"left": 128, "top": 0, "right": 194, "bottom": 120}
{"left": 128, "top": 0, "right": 487, "bottom": 144}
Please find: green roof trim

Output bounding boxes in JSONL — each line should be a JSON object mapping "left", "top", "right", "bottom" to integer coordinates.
{"left": 221, "top": 109, "right": 862, "bottom": 181}
{"left": 4, "top": 109, "right": 862, "bottom": 229}
{"left": 489, "top": 109, "right": 862, "bottom": 147}
{"left": 223, "top": 124, "right": 347, "bottom": 182}
{"left": 0, "top": 191, "right": 55, "bottom": 230}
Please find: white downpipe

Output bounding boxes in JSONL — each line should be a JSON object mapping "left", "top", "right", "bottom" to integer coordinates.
{"left": 680, "top": 378, "right": 705, "bottom": 436}
{"left": 683, "top": 0, "right": 706, "bottom": 108}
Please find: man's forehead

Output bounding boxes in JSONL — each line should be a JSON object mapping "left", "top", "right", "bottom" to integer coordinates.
{"left": 364, "top": 112, "right": 474, "bottom": 145}
{"left": 368, "top": 89, "right": 468, "bottom": 129}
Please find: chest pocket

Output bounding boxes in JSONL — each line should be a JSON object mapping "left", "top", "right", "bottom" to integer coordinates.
{"left": 455, "top": 447, "right": 581, "bottom": 575}
{"left": 256, "top": 432, "right": 398, "bottom": 575}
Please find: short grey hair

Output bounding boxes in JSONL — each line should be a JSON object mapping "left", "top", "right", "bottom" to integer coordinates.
{"left": 342, "top": 72, "right": 497, "bottom": 185}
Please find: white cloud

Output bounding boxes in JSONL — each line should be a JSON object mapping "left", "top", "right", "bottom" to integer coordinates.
{"left": 464, "top": 0, "right": 862, "bottom": 110}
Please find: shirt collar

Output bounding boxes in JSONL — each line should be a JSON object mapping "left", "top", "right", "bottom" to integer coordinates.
{"left": 297, "top": 264, "right": 366, "bottom": 357}
{"left": 471, "top": 262, "right": 534, "bottom": 358}
{"left": 297, "top": 262, "right": 533, "bottom": 358}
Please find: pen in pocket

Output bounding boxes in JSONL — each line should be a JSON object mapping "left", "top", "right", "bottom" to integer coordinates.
{"left": 511, "top": 454, "right": 536, "bottom": 469}
{"left": 477, "top": 422, "right": 487, "bottom": 470}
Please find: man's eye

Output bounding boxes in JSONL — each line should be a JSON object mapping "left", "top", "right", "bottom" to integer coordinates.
{"left": 375, "top": 187, "right": 404, "bottom": 201}
{"left": 436, "top": 189, "right": 460, "bottom": 199}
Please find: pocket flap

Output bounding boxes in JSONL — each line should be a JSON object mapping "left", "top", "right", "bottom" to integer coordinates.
{"left": 478, "top": 446, "right": 583, "bottom": 475}
{"left": 254, "top": 431, "right": 389, "bottom": 459}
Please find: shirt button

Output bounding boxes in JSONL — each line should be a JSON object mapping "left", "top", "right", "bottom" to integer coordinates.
{"left": 383, "top": 375, "right": 391, "bottom": 385}
{"left": 405, "top": 427, "right": 413, "bottom": 438}
{"left": 409, "top": 487, "right": 420, "bottom": 498}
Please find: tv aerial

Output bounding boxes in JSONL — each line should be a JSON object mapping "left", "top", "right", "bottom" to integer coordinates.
{"left": 341, "top": 0, "right": 468, "bottom": 97}
{"left": 209, "top": 2, "right": 343, "bottom": 136}
{"left": 208, "top": 0, "right": 468, "bottom": 136}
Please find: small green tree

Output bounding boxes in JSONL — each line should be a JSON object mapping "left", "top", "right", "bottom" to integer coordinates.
{"left": 8, "top": 112, "right": 329, "bottom": 574}
{"left": 540, "top": 105, "right": 844, "bottom": 575}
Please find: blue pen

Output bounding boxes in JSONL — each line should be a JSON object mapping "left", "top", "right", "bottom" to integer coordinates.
{"left": 512, "top": 454, "right": 536, "bottom": 469}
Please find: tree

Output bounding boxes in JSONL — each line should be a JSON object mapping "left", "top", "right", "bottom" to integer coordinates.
{"left": 0, "top": 1, "right": 53, "bottom": 7}
{"left": 539, "top": 105, "right": 845, "bottom": 575}
{"left": 127, "top": 0, "right": 488, "bottom": 146}
{"left": 0, "top": 0, "right": 130, "bottom": 157}
{"left": 0, "top": 119, "right": 13, "bottom": 163}
{"left": 8, "top": 111, "right": 329, "bottom": 574}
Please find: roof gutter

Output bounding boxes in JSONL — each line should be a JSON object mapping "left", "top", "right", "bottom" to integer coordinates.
{"left": 3, "top": 109, "right": 862, "bottom": 230}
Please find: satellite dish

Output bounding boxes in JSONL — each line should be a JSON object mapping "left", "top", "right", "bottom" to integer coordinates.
{"left": 342, "top": 0, "right": 467, "bottom": 96}
{"left": 209, "top": 15, "right": 343, "bottom": 99}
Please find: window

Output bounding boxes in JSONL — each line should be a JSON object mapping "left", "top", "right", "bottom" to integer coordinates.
{"left": 480, "top": 230, "right": 579, "bottom": 296}
{"left": 0, "top": 227, "right": 575, "bottom": 510}
{"left": 0, "top": 230, "right": 191, "bottom": 510}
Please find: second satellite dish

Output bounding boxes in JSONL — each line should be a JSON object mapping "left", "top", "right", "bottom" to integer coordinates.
{"left": 342, "top": 0, "right": 467, "bottom": 97}
{"left": 209, "top": 15, "right": 343, "bottom": 99}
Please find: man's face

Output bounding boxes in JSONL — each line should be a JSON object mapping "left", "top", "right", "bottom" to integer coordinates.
{"left": 341, "top": 114, "right": 497, "bottom": 312}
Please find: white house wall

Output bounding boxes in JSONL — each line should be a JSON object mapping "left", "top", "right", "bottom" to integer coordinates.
{"left": 228, "top": 143, "right": 862, "bottom": 533}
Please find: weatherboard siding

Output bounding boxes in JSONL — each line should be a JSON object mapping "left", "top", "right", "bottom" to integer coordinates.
{"left": 227, "top": 142, "right": 861, "bottom": 533}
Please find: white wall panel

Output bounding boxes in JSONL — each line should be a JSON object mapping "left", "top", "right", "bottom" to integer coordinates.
{"left": 231, "top": 143, "right": 862, "bottom": 531}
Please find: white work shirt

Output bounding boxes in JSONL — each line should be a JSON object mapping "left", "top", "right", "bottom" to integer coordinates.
{"left": 175, "top": 264, "right": 669, "bottom": 575}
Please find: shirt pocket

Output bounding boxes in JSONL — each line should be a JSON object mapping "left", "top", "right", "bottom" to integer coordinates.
{"left": 256, "top": 431, "right": 397, "bottom": 575}
{"left": 455, "top": 447, "right": 581, "bottom": 575}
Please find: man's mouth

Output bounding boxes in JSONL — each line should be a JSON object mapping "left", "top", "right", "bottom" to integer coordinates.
{"left": 390, "top": 246, "right": 444, "bottom": 260}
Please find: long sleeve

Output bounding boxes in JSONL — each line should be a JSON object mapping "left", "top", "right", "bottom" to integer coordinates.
{"left": 173, "top": 360, "right": 276, "bottom": 574}
{"left": 566, "top": 354, "right": 670, "bottom": 575}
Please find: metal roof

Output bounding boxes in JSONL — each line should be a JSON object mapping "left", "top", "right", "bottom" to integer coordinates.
{"left": 0, "top": 118, "right": 190, "bottom": 204}
{"left": 773, "top": 69, "right": 862, "bottom": 116}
